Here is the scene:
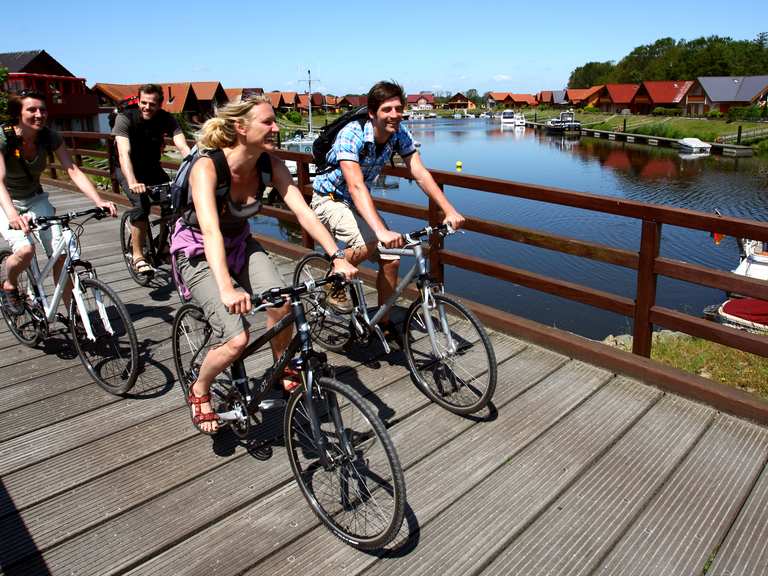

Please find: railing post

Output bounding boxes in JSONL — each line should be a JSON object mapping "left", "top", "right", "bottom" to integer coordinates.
{"left": 737, "top": 125, "right": 742, "bottom": 145}
{"left": 297, "top": 157, "right": 314, "bottom": 250}
{"left": 428, "top": 187, "right": 445, "bottom": 284}
{"left": 632, "top": 220, "right": 661, "bottom": 357}
{"left": 107, "top": 135, "right": 120, "bottom": 195}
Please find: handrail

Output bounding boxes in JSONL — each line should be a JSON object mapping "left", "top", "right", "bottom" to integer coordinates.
{"left": 49, "top": 130, "right": 768, "bottom": 365}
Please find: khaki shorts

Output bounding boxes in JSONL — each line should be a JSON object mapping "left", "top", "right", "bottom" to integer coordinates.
{"left": 175, "top": 237, "right": 287, "bottom": 343}
{"left": 0, "top": 193, "right": 63, "bottom": 258}
{"left": 310, "top": 193, "right": 399, "bottom": 261}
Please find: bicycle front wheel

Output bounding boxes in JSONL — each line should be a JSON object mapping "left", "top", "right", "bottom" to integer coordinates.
{"left": 171, "top": 303, "right": 213, "bottom": 398}
{"left": 0, "top": 249, "right": 44, "bottom": 347}
{"left": 403, "top": 293, "right": 497, "bottom": 415}
{"left": 292, "top": 253, "right": 352, "bottom": 351}
{"left": 70, "top": 277, "right": 139, "bottom": 394}
{"left": 285, "top": 377, "right": 406, "bottom": 549}
{"left": 120, "top": 211, "right": 153, "bottom": 287}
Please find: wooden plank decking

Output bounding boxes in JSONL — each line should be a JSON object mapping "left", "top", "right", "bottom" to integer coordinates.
{"left": 1, "top": 186, "right": 768, "bottom": 576}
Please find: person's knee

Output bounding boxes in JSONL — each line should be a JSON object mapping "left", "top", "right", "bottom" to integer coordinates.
{"left": 380, "top": 258, "right": 400, "bottom": 274}
{"left": 226, "top": 330, "right": 250, "bottom": 355}
{"left": 14, "top": 244, "right": 35, "bottom": 264}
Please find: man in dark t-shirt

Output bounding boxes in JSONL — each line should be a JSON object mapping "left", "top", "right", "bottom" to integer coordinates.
{"left": 112, "top": 83, "right": 190, "bottom": 274}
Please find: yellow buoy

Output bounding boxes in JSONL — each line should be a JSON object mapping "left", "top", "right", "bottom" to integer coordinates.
{"left": 456, "top": 160, "right": 463, "bottom": 172}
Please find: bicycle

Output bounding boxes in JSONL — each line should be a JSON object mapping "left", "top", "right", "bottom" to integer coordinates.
{"left": 119, "top": 183, "right": 175, "bottom": 287}
{"left": 293, "top": 224, "right": 497, "bottom": 415}
{"left": 171, "top": 275, "right": 406, "bottom": 549}
{"left": 0, "top": 207, "right": 140, "bottom": 394}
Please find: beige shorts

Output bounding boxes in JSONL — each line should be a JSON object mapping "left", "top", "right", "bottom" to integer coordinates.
{"left": 310, "top": 193, "right": 399, "bottom": 261}
{"left": 175, "top": 237, "right": 287, "bottom": 343}
{"left": 0, "top": 193, "right": 63, "bottom": 258}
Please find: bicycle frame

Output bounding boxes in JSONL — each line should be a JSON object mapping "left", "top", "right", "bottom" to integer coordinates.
{"left": 347, "top": 240, "right": 456, "bottom": 358}
{"left": 26, "top": 226, "right": 112, "bottom": 341}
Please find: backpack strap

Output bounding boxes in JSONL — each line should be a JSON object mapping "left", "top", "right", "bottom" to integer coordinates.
{"left": 2, "top": 124, "right": 36, "bottom": 184}
{"left": 207, "top": 148, "right": 231, "bottom": 192}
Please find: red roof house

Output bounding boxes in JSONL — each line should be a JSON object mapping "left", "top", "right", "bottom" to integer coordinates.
{"left": 632, "top": 81, "right": 694, "bottom": 114}
{"left": 565, "top": 85, "right": 603, "bottom": 107}
{"left": 595, "top": 83, "right": 640, "bottom": 113}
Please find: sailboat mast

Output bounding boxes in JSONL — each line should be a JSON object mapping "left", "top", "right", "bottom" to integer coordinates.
{"left": 307, "top": 69, "right": 312, "bottom": 134}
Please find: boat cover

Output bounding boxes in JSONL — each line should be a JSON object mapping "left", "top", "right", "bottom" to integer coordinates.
{"left": 721, "top": 298, "right": 768, "bottom": 324}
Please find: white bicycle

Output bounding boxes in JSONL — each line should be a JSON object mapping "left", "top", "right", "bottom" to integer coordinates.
{"left": 0, "top": 207, "right": 139, "bottom": 394}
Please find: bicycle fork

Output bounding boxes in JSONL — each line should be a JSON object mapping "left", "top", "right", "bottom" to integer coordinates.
{"left": 420, "top": 286, "right": 457, "bottom": 359}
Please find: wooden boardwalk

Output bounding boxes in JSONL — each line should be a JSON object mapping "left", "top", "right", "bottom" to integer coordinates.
{"left": 2, "top": 187, "right": 768, "bottom": 576}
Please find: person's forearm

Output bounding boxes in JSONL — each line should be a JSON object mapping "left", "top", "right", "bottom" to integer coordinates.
{"left": 68, "top": 167, "right": 102, "bottom": 204}
{"left": 118, "top": 151, "right": 139, "bottom": 186}
{"left": 296, "top": 209, "right": 339, "bottom": 256}
{"left": 414, "top": 169, "right": 456, "bottom": 214}
{"left": 201, "top": 229, "right": 234, "bottom": 293}
{"left": 0, "top": 185, "right": 19, "bottom": 219}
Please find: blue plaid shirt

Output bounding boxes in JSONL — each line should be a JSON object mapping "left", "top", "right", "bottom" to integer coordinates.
{"left": 312, "top": 120, "right": 417, "bottom": 203}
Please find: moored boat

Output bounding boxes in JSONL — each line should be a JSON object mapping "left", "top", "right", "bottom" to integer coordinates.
{"left": 678, "top": 137, "right": 712, "bottom": 155}
{"left": 545, "top": 110, "right": 581, "bottom": 133}
{"left": 500, "top": 110, "right": 516, "bottom": 125}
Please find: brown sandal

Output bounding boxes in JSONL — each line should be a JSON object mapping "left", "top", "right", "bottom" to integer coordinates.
{"left": 188, "top": 390, "right": 220, "bottom": 435}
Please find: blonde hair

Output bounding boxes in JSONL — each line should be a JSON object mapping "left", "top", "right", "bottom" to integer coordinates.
{"left": 198, "top": 95, "right": 272, "bottom": 149}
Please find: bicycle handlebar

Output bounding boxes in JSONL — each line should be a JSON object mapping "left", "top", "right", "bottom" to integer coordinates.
{"left": 145, "top": 183, "right": 172, "bottom": 204}
{"left": 29, "top": 206, "right": 111, "bottom": 230}
{"left": 252, "top": 274, "right": 347, "bottom": 310}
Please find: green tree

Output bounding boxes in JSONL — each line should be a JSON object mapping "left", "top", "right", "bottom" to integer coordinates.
{"left": 568, "top": 61, "right": 615, "bottom": 88}
{"left": 466, "top": 88, "right": 482, "bottom": 106}
{"left": 0, "top": 67, "right": 8, "bottom": 123}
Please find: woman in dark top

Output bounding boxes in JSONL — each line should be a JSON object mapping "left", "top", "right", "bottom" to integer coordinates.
{"left": 0, "top": 91, "right": 116, "bottom": 315}
{"left": 170, "top": 96, "right": 356, "bottom": 434}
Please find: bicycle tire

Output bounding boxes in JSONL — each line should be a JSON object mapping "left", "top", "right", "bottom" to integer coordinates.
{"left": 120, "top": 210, "right": 153, "bottom": 287}
{"left": 284, "top": 376, "right": 406, "bottom": 550}
{"left": 0, "top": 249, "right": 44, "bottom": 347}
{"left": 403, "top": 293, "right": 497, "bottom": 415}
{"left": 171, "top": 303, "right": 213, "bottom": 398}
{"left": 292, "top": 253, "right": 352, "bottom": 352}
{"left": 70, "top": 277, "right": 139, "bottom": 394}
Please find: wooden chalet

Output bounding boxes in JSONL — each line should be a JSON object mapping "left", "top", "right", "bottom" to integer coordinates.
{"left": 223, "top": 87, "right": 264, "bottom": 103}
{"left": 537, "top": 91, "right": 554, "bottom": 106}
{"left": 596, "top": 83, "right": 641, "bottom": 114}
{"left": 565, "top": 85, "right": 603, "bottom": 108}
{"left": 632, "top": 81, "right": 693, "bottom": 115}
{"left": 697, "top": 75, "right": 768, "bottom": 114}
{"left": 407, "top": 92, "right": 435, "bottom": 110}
{"left": 189, "top": 82, "right": 228, "bottom": 117}
{"left": 0, "top": 50, "right": 98, "bottom": 132}
{"left": 296, "top": 92, "right": 327, "bottom": 114}
{"left": 338, "top": 95, "right": 368, "bottom": 110}
{"left": 446, "top": 92, "right": 475, "bottom": 110}
{"left": 488, "top": 92, "right": 537, "bottom": 109}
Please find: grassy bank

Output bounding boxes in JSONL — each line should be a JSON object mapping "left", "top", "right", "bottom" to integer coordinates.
{"left": 606, "top": 331, "right": 768, "bottom": 399}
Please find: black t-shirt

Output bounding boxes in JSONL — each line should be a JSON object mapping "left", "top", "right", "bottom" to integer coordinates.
{"left": 112, "top": 109, "right": 180, "bottom": 185}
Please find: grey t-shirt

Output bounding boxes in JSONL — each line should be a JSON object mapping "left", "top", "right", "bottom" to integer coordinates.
{"left": 0, "top": 127, "right": 63, "bottom": 200}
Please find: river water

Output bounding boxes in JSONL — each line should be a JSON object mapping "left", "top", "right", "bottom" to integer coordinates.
{"left": 255, "top": 118, "right": 768, "bottom": 340}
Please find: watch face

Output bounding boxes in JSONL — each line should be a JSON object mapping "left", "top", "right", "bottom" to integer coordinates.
{"left": 334, "top": 250, "right": 346, "bottom": 260}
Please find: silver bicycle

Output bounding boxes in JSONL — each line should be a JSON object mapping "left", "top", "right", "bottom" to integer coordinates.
{"left": 0, "top": 207, "right": 139, "bottom": 394}
{"left": 294, "top": 224, "right": 497, "bottom": 415}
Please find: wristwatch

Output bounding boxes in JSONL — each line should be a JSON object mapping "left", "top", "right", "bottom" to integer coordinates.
{"left": 331, "top": 249, "right": 346, "bottom": 260}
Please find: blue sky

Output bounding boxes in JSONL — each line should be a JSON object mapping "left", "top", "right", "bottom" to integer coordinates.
{"left": 3, "top": 0, "right": 764, "bottom": 96}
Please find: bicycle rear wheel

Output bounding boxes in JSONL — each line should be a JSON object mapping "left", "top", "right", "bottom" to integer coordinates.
{"left": 120, "top": 211, "right": 153, "bottom": 287}
{"left": 403, "top": 293, "right": 497, "bottom": 415}
{"left": 70, "top": 277, "right": 139, "bottom": 394}
{"left": 0, "top": 249, "right": 44, "bottom": 347}
{"left": 292, "top": 253, "right": 352, "bottom": 351}
{"left": 285, "top": 376, "right": 406, "bottom": 549}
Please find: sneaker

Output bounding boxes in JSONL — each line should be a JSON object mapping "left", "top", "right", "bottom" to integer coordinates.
{"left": 324, "top": 283, "right": 353, "bottom": 313}
{"left": 1, "top": 287, "right": 25, "bottom": 316}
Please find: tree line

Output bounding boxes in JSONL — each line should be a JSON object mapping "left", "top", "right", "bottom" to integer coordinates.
{"left": 568, "top": 33, "right": 768, "bottom": 88}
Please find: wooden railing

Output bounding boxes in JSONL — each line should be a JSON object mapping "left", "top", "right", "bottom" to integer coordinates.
{"left": 43, "top": 130, "right": 768, "bottom": 420}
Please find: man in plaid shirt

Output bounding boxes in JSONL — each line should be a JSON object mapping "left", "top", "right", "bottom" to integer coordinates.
{"left": 311, "top": 80, "right": 464, "bottom": 342}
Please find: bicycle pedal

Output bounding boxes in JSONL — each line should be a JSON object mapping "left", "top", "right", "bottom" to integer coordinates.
{"left": 258, "top": 399, "right": 287, "bottom": 411}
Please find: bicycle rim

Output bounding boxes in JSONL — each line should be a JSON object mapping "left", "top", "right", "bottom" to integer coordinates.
{"left": 71, "top": 277, "right": 139, "bottom": 394}
{"left": 171, "top": 304, "right": 212, "bottom": 398}
{"left": 284, "top": 377, "right": 405, "bottom": 549}
{"left": 0, "top": 249, "right": 44, "bottom": 347}
{"left": 293, "top": 253, "right": 352, "bottom": 352}
{"left": 404, "top": 294, "right": 497, "bottom": 414}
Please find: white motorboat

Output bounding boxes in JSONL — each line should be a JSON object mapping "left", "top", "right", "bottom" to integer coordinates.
{"left": 513, "top": 112, "right": 526, "bottom": 126}
{"left": 678, "top": 137, "right": 711, "bottom": 155}
{"left": 546, "top": 110, "right": 581, "bottom": 133}
{"left": 500, "top": 110, "right": 516, "bottom": 125}
{"left": 453, "top": 112, "right": 464, "bottom": 119}
{"left": 733, "top": 238, "right": 768, "bottom": 282}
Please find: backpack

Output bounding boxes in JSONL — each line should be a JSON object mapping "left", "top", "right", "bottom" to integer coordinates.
{"left": 312, "top": 106, "right": 369, "bottom": 174}
{"left": 171, "top": 146, "right": 273, "bottom": 220}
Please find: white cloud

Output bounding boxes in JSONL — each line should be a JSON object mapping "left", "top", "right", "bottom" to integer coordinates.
{"left": 493, "top": 74, "right": 512, "bottom": 82}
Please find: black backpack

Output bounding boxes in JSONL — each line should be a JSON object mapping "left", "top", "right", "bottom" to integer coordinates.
{"left": 172, "top": 147, "right": 273, "bottom": 224}
{"left": 312, "top": 106, "right": 369, "bottom": 174}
